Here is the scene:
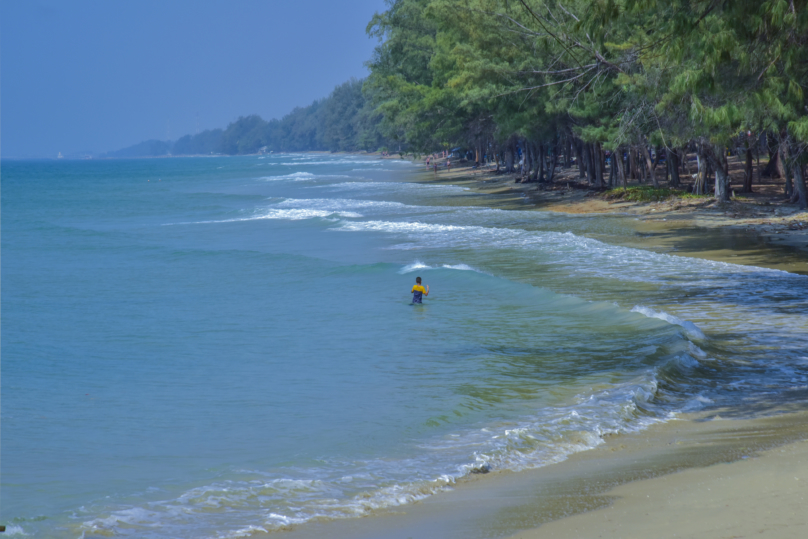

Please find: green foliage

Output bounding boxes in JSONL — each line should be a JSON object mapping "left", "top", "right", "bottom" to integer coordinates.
{"left": 110, "top": 78, "right": 390, "bottom": 156}
{"left": 362, "top": 0, "right": 808, "bottom": 168}
{"left": 603, "top": 186, "right": 685, "bottom": 202}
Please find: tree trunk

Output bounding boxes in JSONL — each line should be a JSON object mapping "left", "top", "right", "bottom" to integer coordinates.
{"left": 694, "top": 145, "right": 705, "bottom": 195}
{"left": 580, "top": 142, "right": 589, "bottom": 184}
{"left": 582, "top": 143, "right": 595, "bottom": 186}
{"left": 743, "top": 144, "right": 753, "bottom": 193}
{"left": 575, "top": 140, "right": 585, "bottom": 179}
{"left": 547, "top": 146, "right": 557, "bottom": 183}
{"left": 681, "top": 146, "right": 692, "bottom": 177}
{"left": 505, "top": 146, "right": 514, "bottom": 174}
{"left": 639, "top": 142, "right": 658, "bottom": 188}
{"left": 575, "top": 140, "right": 588, "bottom": 179}
{"left": 669, "top": 149, "right": 681, "bottom": 187}
{"left": 524, "top": 139, "right": 531, "bottom": 181}
{"left": 614, "top": 147, "right": 624, "bottom": 188}
{"left": 594, "top": 143, "right": 604, "bottom": 188}
{"left": 664, "top": 151, "right": 670, "bottom": 185}
{"left": 789, "top": 151, "right": 808, "bottom": 209}
{"left": 565, "top": 137, "right": 572, "bottom": 168}
{"left": 706, "top": 145, "right": 731, "bottom": 202}
{"left": 534, "top": 144, "right": 543, "bottom": 183}
{"left": 780, "top": 142, "right": 793, "bottom": 197}
{"left": 617, "top": 146, "right": 628, "bottom": 188}
{"left": 629, "top": 148, "right": 638, "bottom": 180}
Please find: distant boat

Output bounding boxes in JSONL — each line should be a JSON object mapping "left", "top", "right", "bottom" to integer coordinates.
{"left": 57, "top": 152, "right": 64, "bottom": 159}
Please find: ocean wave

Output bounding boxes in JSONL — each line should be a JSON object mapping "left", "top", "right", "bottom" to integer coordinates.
{"left": 164, "top": 208, "right": 363, "bottom": 226}
{"left": 259, "top": 172, "right": 353, "bottom": 181}
{"left": 324, "top": 181, "right": 469, "bottom": 192}
{"left": 399, "top": 261, "right": 431, "bottom": 274}
{"left": 398, "top": 261, "right": 485, "bottom": 275}
{"left": 275, "top": 198, "right": 410, "bottom": 212}
{"left": 260, "top": 172, "right": 317, "bottom": 181}
{"left": 441, "top": 264, "right": 477, "bottom": 271}
{"left": 76, "top": 372, "right": 665, "bottom": 539}
{"left": 279, "top": 159, "right": 385, "bottom": 166}
{"left": 631, "top": 306, "right": 707, "bottom": 340}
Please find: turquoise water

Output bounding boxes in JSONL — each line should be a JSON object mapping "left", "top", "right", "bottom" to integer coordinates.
{"left": 3, "top": 155, "right": 807, "bottom": 538}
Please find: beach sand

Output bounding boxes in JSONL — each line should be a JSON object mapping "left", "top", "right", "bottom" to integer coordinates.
{"left": 274, "top": 410, "right": 808, "bottom": 539}
{"left": 511, "top": 436, "right": 808, "bottom": 539}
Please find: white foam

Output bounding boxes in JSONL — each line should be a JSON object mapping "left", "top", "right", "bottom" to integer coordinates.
{"left": 71, "top": 370, "right": 667, "bottom": 538}
{"left": 280, "top": 159, "right": 384, "bottom": 166}
{"left": 2, "top": 526, "right": 27, "bottom": 536}
{"left": 339, "top": 220, "right": 471, "bottom": 235}
{"left": 688, "top": 342, "right": 709, "bottom": 359}
{"left": 631, "top": 306, "right": 707, "bottom": 340}
{"left": 399, "top": 261, "right": 431, "bottom": 274}
{"left": 442, "top": 264, "right": 476, "bottom": 271}
{"left": 260, "top": 172, "right": 316, "bottom": 181}
{"left": 275, "top": 198, "right": 409, "bottom": 212}
{"left": 682, "top": 394, "right": 714, "bottom": 411}
{"left": 164, "top": 208, "right": 363, "bottom": 226}
{"left": 219, "top": 525, "right": 270, "bottom": 538}
{"left": 325, "top": 181, "right": 469, "bottom": 193}
{"left": 673, "top": 353, "right": 700, "bottom": 369}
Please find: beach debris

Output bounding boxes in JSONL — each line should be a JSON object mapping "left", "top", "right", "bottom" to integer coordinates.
{"left": 469, "top": 463, "right": 491, "bottom": 474}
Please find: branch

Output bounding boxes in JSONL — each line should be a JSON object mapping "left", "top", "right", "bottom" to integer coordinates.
{"left": 494, "top": 65, "right": 597, "bottom": 97}
{"left": 516, "top": 0, "right": 585, "bottom": 69}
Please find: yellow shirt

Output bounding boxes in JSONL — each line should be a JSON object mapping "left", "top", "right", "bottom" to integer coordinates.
{"left": 411, "top": 285, "right": 426, "bottom": 294}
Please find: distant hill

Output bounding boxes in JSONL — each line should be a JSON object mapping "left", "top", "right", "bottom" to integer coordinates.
{"left": 105, "top": 78, "right": 389, "bottom": 158}
{"left": 105, "top": 139, "right": 172, "bottom": 158}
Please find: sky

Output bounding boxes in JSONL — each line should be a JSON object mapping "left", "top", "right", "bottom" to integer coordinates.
{"left": 1, "top": 0, "right": 387, "bottom": 158}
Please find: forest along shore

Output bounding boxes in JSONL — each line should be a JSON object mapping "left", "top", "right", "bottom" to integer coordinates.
{"left": 410, "top": 156, "right": 808, "bottom": 274}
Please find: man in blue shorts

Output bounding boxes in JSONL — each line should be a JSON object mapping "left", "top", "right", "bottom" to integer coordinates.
{"left": 411, "top": 276, "right": 429, "bottom": 304}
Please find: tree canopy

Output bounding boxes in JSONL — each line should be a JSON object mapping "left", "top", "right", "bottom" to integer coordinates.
{"left": 363, "top": 0, "right": 808, "bottom": 206}
{"left": 107, "top": 78, "right": 389, "bottom": 158}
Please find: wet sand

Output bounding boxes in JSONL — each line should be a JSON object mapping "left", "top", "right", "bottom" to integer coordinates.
{"left": 271, "top": 410, "right": 808, "bottom": 539}
{"left": 512, "top": 434, "right": 808, "bottom": 539}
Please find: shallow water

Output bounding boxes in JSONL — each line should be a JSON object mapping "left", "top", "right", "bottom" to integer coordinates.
{"left": 2, "top": 154, "right": 807, "bottom": 538}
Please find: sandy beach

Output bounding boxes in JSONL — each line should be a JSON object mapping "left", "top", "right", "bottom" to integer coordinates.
{"left": 275, "top": 409, "right": 808, "bottom": 539}
{"left": 512, "top": 435, "right": 808, "bottom": 538}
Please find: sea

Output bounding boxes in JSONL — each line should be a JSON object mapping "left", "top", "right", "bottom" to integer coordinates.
{"left": 3, "top": 154, "right": 807, "bottom": 538}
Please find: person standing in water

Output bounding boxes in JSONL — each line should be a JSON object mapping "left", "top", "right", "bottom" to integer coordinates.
{"left": 411, "top": 276, "right": 429, "bottom": 304}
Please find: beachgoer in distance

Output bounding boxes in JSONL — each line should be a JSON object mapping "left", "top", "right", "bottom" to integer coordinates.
{"left": 412, "top": 276, "right": 429, "bottom": 304}
{"left": 446, "top": 159, "right": 451, "bottom": 172}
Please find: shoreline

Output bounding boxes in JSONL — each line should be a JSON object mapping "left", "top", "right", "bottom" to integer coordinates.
{"left": 265, "top": 158, "right": 808, "bottom": 538}
{"left": 273, "top": 410, "right": 808, "bottom": 539}
{"left": 411, "top": 161, "right": 808, "bottom": 275}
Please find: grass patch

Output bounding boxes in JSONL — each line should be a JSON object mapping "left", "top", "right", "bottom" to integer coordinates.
{"left": 602, "top": 186, "right": 712, "bottom": 202}
{"left": 603, "top": 186, "right": 682, "bottom": 202}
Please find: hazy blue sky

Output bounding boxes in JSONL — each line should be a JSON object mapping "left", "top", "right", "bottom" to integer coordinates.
{"left": 1, "top": 0, "right": 386, "bottom": 157}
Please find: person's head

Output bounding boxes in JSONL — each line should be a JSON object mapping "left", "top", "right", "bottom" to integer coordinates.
{"left": 416, "top": 277, "right": 422, "bottom": 284}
